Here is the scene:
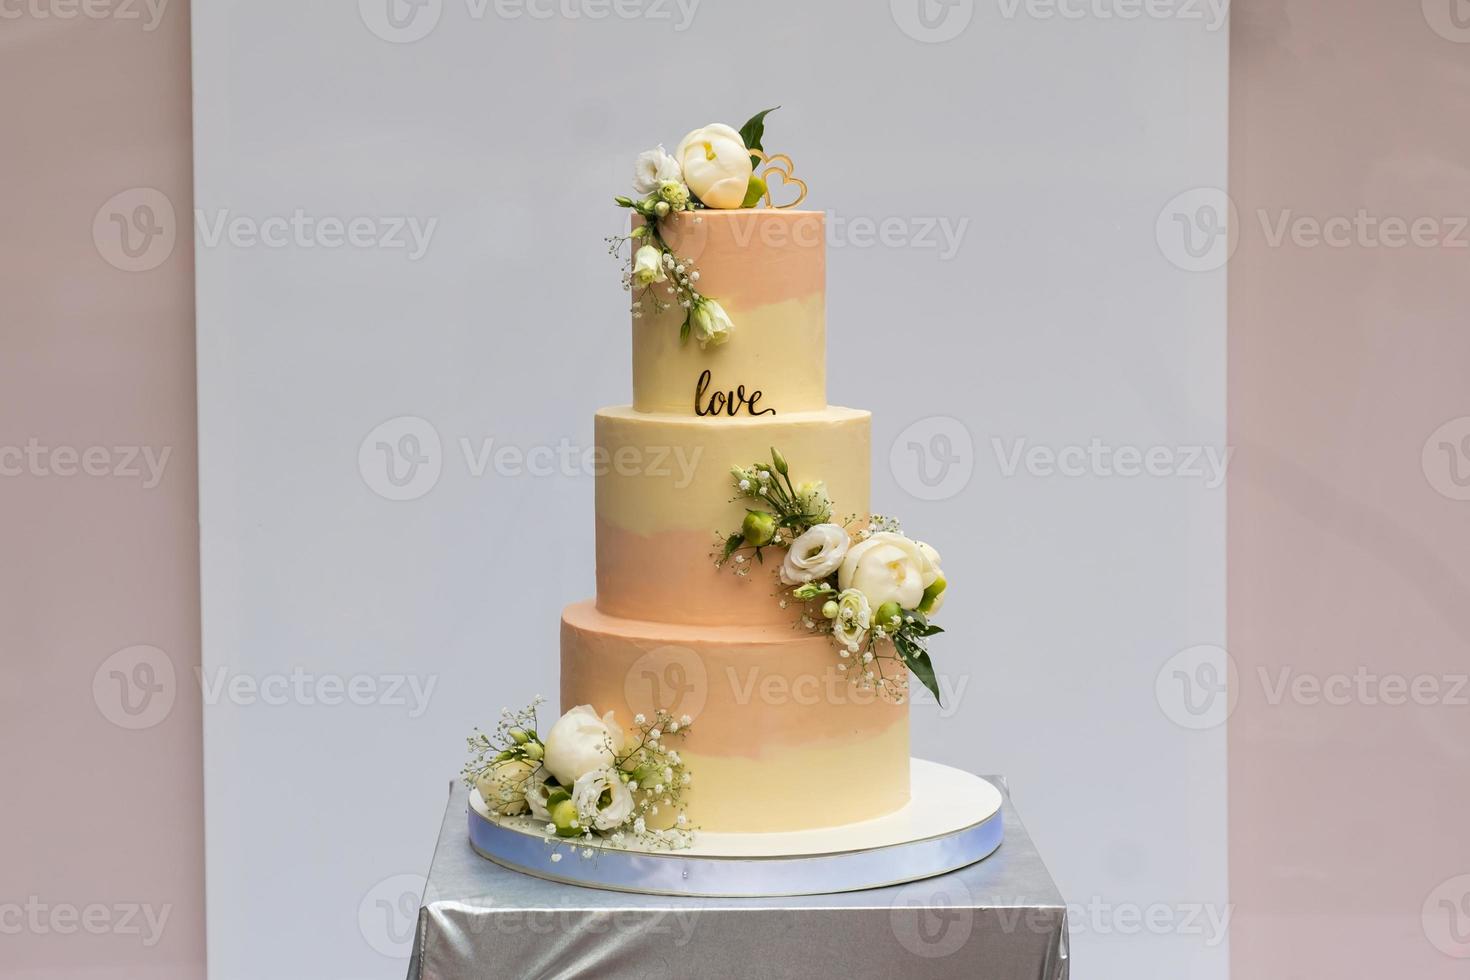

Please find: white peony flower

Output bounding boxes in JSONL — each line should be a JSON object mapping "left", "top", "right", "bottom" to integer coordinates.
{"left": 833, "top": 589, "right": 872, "bottom": 653}
{"left": 633, "top": 145, "right": 682, "bottom": 196}
{"left": 543, "top": 705, "right": 625, "bottom": 786}
{"left": 690, "top": 298, "right": 733, "bottom": 347}
{"left": 673, "top": 123, "right": 753, "bottom": 209}
{"left": 780, "top": 523, "right": 851, "bottom": 586}
{"left": 916, "top": 541, "right": 946, "bottom": 613}
{"left": 631, "top": 244, "right": 667, "bottom": 287}
{"left": 838, "top": 532, "right": 942, "bottom": 611}
{"left": 475, "top": 757, "right": 538, "bottom": 816}
{"left": 572, "top": 769, "right": 636, "bottom": 831}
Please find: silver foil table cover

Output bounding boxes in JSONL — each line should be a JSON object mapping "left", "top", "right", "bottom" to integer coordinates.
{"left": 409, "top": 777, "right": 1069, "bottom": 980}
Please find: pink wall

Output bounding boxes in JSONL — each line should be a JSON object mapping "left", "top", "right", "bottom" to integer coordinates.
{"left": 0, "top": 5, "right": 205, "bottom": 979}
{"left": 1229, "top": 0, "right": 1470, "bottom": 976}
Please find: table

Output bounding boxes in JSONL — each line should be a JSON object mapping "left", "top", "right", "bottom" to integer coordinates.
{"left": 408, "top": 776, "right": 1069, "bottom": 979}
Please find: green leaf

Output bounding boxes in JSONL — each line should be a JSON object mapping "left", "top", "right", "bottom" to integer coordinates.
{"left": 722, "top": 532, "right": 745, "bottom": 560}
{"left": 738, "top": 106, "right": 780, "bottom": 165}
{"left": 895, "top": 635, "right": 943, "bottom": 707}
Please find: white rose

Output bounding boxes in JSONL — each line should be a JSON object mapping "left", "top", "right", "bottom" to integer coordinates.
{"left": 633, "top": 144, "right": 682, "bottom": 196}
{"left": 673, "top": 123, "right": 754, "bottom": 209}
{"left": 838, "top": 532, "right": 941, "bottom": 611}
{"left": 572, "top": 768, "right": 636, "bottom": 831}
{"left": 833, "top": 588, "right": 872, "bottom": 653}
{"left": 780, "top": 523, "right": 850, "bottom": 585}
{"left": 631, "top": 244, "right": 667, "bottom": 287}
{"left": 543, "top": 705, "right": 625, "bottom": 786}
{"left": 690, "top": 298, "right": 733, "bottom": 347}
{"left": 475, "top": 757, "right": 538, "bottom": 816}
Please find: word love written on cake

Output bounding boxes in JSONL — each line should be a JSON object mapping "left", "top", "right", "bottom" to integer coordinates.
{"left": 694, "top": 369, "right": 777, "bottom": 418}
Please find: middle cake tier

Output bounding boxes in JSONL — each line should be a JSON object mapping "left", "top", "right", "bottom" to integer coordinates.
{"left": 595, "top": 404, "right": 871, "bottom": 627}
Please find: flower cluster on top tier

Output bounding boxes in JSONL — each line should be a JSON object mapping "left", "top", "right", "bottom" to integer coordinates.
{"left": 462, "top": 698, "right": 695, "bottom": 857}
{"left": 606, "top": 108, "right": 782, "bottom": 349}
{"left": 715, "top": 449, "right": 950, "bottom": 706}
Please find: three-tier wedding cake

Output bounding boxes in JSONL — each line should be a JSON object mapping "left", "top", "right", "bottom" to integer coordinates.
{"left": 561, "top": 205, "right": 910, "bottom": 833}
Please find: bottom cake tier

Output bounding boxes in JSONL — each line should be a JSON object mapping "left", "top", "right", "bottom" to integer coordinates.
{"left": 560, "top": 600, "right": 910, "bottom": 833}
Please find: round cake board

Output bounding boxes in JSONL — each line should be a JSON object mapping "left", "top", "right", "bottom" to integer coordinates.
{"left": 467, "top": 758, "right": 1004, "bottom": 898}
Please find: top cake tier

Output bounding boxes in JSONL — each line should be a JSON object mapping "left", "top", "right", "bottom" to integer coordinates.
{"left": 633, "top": 210, "right": 826, "bottom": 415}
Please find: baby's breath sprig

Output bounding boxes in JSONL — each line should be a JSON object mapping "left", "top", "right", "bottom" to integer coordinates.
{"left": 611, "top": 193, "right": 715, "bottom": 344}
{"left": 716, "top": 448, "right": 833, "bottom": 571}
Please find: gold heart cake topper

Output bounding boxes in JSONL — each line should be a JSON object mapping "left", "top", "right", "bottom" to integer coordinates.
{"left": 749, "top": 149, "right": 808, "bottom": 210}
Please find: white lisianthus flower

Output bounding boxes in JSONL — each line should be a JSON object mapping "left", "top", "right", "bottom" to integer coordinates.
{"left": 631, "top": 244, "right": 667, "bottom": 287}
{"left": 794, "top": 481, "right": 833, "bottom": 523}
{"left": 633, "top": 145, "right": 682, "bottom": 195}
{"left": 543, "top": 705, "right": 625, "bottom": 786}
{"left": 673, "top": 123, "right": 753, "bottom": 209}
{"left": 475, "top": 757, "right": 538, "bottom": 816}
{"left": 690, "top": 298, "right": 733, "bottom": 347}
{"left": 780, "top": 523, "right": 851, "bottom": 586}
{"left": 572, "top": 769, "right": 635, "bottom": 831}
{"left": 838, "top": 532, "right": 942, "bottom": 612}
{"left": 522, "top": 772, "right": 555, "bottom": 821}
{"left": 833, "top": 589, "right": 872, "bottom": 653}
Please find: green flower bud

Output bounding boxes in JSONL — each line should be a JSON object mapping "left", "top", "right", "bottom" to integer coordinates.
{"left": 658, "top": 180, "right": 691, "bottom": 209}
{"left": 875, "top": 601, "right": 904, "bottom": 630}
{"left": 524, "top": 741, "right": 544, "bottom": 761}
{"left": 550, "top": 799, "right": 582, "bottom": 838}
{"left": 654, "top": 200, "right": 671, "bottom": 217}
{"left": 508, "top": 727, "right": 530, "bottom": 744}
{"left": 614, "top": 196, "right": 634, "bottom": 208}
{"left": 770, "top": 448, "right": 789, "bottom": 476}
{"left": 821, "top": 600, "right": 840, "bottom": 620}
{"left": 742, "top": 510, "right": 777, "bottom": 547}
{"left": 919, "top": 576, "right": 947, "bottom": 614}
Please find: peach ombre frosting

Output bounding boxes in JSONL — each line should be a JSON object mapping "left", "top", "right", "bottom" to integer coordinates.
{"left": 632, "top": 210, "right": 826, "bottom": 415}
{"left": 563, "top": 207, "right": 912, "bottom": 833}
